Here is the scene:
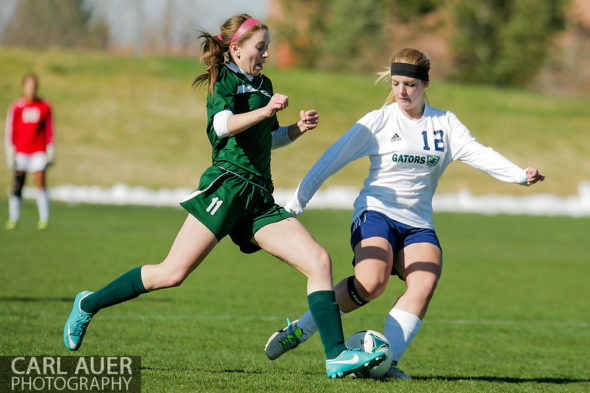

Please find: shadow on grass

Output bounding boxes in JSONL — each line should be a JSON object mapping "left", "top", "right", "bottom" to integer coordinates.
{"left": 141, "top": 367, "right": 590, "bottom": 385}
{"left": 0, "top": 296, "right": 172, "bottom": 303}
{"left": 0, "top": 296, "right": 73, "bottom": 302}
{"left": 141, "top": 369, "right": 589, "bottom": 383}
{"left": 412, "top": 376, "right": 590, "bottom": 384}
{"left": 142, "top": 367, "right": 264, "bottom": 374}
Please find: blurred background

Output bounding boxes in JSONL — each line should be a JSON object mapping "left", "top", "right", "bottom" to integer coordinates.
{"left": 1, "top": 0, "right": 589, "bottom": 203}
{"left": 2, "top": 0, "right": 588, "bottom": 89}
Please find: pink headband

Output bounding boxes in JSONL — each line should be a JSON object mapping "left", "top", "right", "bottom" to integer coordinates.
{"left": 229, "top": 17, "right": 261, "bottom": 45}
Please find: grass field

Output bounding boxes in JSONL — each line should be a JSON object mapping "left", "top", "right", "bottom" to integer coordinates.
{"left": 1, "top": 47, "right": 589, "bottom": 197}
{"left": 1, "top": 201, "right": 589, "bottom": 392}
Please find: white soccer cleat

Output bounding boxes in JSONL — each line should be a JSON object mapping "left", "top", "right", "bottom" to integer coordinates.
{"left": 265, "top": 318, "right": 302, "bottom": 360}
{"left": 385, "top": 361, "right": 412, "bottom": 380}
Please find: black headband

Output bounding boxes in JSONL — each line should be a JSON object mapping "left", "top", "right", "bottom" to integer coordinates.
{"left": 390, "top": 62, "right": 429, "bottom": 81}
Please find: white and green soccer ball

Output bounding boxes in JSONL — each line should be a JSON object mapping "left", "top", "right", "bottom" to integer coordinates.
{"left": 345, "top": 330, "right": 393, "bottom": 379}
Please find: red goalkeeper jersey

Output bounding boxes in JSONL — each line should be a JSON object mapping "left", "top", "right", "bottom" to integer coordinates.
{"left": 5, "top": 98, "right": 54, "bottom": 153}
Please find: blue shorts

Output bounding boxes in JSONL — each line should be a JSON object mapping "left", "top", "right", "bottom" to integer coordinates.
{"left": 350, "top": 210, "right": 442, "bottom": 276}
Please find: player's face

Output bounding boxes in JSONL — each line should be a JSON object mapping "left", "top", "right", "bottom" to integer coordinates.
{"left": 22, "top": 77, "right": 38, "bottom": 101}
{"left": 232, "top": 28, "right": 270, "bottom": 76}
{"left": 391, "top": 75, "right": 428, "bottom": 118}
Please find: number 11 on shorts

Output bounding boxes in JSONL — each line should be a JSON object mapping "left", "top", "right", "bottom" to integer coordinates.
{"left": 206, "top": 197, "right": 224, "bottom": 215}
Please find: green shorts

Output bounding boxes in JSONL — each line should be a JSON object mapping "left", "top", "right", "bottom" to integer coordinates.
{"left": 180, "top": 165, "right": 294, "bottom": 253}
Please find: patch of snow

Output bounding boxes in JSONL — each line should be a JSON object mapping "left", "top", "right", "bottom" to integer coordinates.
{"left": 19, "top": 181, "right": 590, "bottom": 217}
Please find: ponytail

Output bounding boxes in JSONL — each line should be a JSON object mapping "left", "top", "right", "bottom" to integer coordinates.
{"left": 193, "top": 32, "right": 225, "bottom": 94}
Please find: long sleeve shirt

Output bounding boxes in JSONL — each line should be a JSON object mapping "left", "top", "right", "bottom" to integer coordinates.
{"left": 286, "top": 102, "right": 528, "bottom": 229}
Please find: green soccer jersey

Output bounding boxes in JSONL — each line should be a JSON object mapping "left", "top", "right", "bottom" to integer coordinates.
{"left": 206, "top": 63, "right": 279, "bottom": 186}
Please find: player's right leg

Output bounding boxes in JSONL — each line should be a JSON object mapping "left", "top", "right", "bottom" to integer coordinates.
{"left": 265, "top": 236, "right": 394, "bottom": 360}
{"left": 254, "top": 218, "right": 385, "bottom": 377}
{"left": 6, "top": 171, "right": 25, "bottom": 230}
{"left": 63, "top": 214, "right": 218, "bottom": 350}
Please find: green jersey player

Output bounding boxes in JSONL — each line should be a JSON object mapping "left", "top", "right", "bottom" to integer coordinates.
{"left": 63, "top": 13, "right": 384, "bottom": 379}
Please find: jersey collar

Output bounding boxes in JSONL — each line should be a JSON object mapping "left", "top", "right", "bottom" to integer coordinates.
{"left": 392, "top": 101, "right": 432, "bottom": 121}
{"left": 226, "top": 61, "right": 259, "bottom": 82}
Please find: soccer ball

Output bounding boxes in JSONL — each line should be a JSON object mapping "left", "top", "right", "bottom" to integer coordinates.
{"left": 345, "top": 330, "right": 393, "bottom": 379}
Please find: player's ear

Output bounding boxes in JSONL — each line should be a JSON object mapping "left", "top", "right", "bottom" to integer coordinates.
{"left": 230, "top": 42, "right": 240, "bottom": 58}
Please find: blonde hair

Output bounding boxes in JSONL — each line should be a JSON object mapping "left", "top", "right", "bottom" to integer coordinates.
{"left": 193, "top": 14, "right": 267, "bottom": 94}
{"left": 376, "top": 48, "right": 431, "bottom": 106}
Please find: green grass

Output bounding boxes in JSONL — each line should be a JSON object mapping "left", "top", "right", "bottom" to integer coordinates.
{"left": 1, "top": 201, "right": 589, "bottom": 392}
{"left": 1, "top": 47, "right": 589, "bottom": 196}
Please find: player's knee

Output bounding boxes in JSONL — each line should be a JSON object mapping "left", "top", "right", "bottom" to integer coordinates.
{"left": 407, "top": 273, "right": 439, "bottom": 301}
{"left": 304, "top": 247, "right": 332, "bottom": 280}
{"left": 13, "top": 174, "right": 25, "bottom": 197}
{"left": 317, "top": 248, "right": 332, "bottom": 271}
{"left": 152, "top": 264, "right": 189, "bottom": 289}
{"left": 164, "top": 273, "right": 187, "bottom": 288}
{"left": 310, "top": 247, "right": 332, "bottom": 273}
{"left": 356, "top": 275, "right": 388, "bottom": 300}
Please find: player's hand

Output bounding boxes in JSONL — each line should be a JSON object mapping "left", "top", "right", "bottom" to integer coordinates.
{"left": 5, "top": 146, "right": 15, "bottom": 169}
{"left": 46, "top": 144, "right": 56, "bottom": 167}
{"left": 525, "top": 167, "right": 544, "bottom": 185}
{"left": 264, "top": 94, "right": 289, "bottom": 117}
{"left": 297, "top": 110, "right": 319, "bottom": 133}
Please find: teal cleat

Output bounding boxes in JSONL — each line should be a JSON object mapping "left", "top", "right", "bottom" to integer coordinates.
{"left": 63, "top": 291, "right": 94, "bottom": 351}
{"left": 265, "top": 318, "right": 302, "bottom": 360}
{"left": 325, "top": 349, "right": 385, "bottom": 379}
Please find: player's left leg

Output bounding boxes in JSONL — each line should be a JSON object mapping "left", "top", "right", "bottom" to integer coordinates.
{"left": 384, "top": 242, "right": 442, "bottom": 379}
{"left": 64, "top": 215, "right": 218, "bottom": 351}
{"left": 32, "top": 170, "right": 49, "bottom": 229}
{"left": 6, "top": 170, "right": 25, "bottom": 230}
{"left": 254, "top": 218, "right": 385, "bottom": 377}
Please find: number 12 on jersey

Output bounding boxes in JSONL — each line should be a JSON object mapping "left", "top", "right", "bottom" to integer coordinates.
{"left": 206, "top": 197, "right": 224, "bottom": 215}
{"left": 422, "top": 130, "right": 445, "bottom": 152}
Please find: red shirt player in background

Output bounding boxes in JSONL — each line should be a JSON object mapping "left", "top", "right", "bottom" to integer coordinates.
{"left": 4, "top": 73, "right": 55, "bottom": 230}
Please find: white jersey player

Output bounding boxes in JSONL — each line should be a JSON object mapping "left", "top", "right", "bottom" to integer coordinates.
{"left": 264, "top": 48, "right": 544, "bottom": 379}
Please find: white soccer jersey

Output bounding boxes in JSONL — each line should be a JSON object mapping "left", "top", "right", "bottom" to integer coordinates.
{"left": 286, "top": 102, "right": 528, "bottom": 229}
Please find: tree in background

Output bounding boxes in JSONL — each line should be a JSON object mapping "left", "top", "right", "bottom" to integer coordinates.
{"left": 533, "top": 0, "right": 590, "bottom": 94}
{"left": 2, "top": 0, "right": 109, "bottom": 49}
{"left": 390, "top": 0, "right": 440, "bottom": 23}
{"left": 452, "top": 0, "right": 567, "bottom": 86}
{"left": 275, "top": 0, "right": 392, "bottom": 72}
{"left": 274, "top": 0, "right": 573, "bottom": 89}
{"left": 273, "top": 0, "right": 333, "bottom": 68}
{"left": 318, "top": 0, "right": 387, "bottom": 72}
{"left": 273, "top": 0, "right": 448, "bottom": 72}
